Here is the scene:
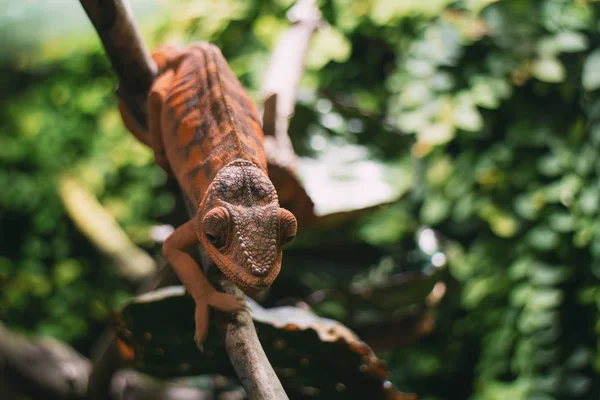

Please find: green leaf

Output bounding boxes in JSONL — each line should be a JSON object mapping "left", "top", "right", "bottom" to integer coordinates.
{"left": 53, "top": 259, "right": 83, "bottom": 286}
{"left": 307, "top": 26, "right": 351, "bottom": 69}
{"left": 532, "top": 58, "right": 565, "bottom": 83}
{"left": 471, "top": 80, "right": 500, "bottom": 109}
{"left": 397, "top": 110, "right": 427, "bottom": 133}
{"left": 536, "top": 37, "right": 559, "bottom": 57}
{"left": 420, "top": 194, "right": 451, "bottom": 224}
{"left": 562, "top": 374, "right": 591, "bottom": 396}
{"left": 370, "top": 0, "right": 452, "bottom": 25}
{"left": 399, "top": 81, "right": 431, "bottom": 107}
{"left": 579, "top": 187, "right": 599, "bottom": 215}
{"left": 527, "top": 226, "right": 560, "bottom": 251}
{"left": 555, "top": 31, "right": 588, "bottom": 53}
{"left": 528, "top": 288, "right": 563, "bottom": 310}
{"left": 462, "top": 276, "right": 497, "bottom": 308}
{"left": 530, "top": 262, "right": 569, "bottom": 286}
{"left": 582, "top": 49, "right": 600, "bottom": 91}
{"left": 510, "top": 257, "right": 533, "bottom": 281}
{"left": 566, "top": 347, "right": 592, "bottom": 370}
{"left": 537, "top": 154, "right": 562, "bottom": 177}
{"left": 548, "top": 213, "right": 574, "bottom": 233}
{"left": 489, "top": 214, "right": 519, "bottom": 238}
{"left": 514, "top": 194, "right": 543, "bottom": 220}
{"left": 417, "top": 123, "right": 455, "bottom": 145}
{"left": 452, "top": 96, "right": 483, "bottom": 132}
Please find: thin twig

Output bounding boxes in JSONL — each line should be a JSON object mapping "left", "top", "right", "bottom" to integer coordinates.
{"left": 261, "top": 0, "right": 322, "bottom": 169}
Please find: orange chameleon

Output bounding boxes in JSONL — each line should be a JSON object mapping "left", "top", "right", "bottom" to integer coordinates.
{"left": 118, "top": 43, "right": 298, "bottom": 347}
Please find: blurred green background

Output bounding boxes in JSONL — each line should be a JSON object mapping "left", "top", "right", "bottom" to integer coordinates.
{"left": 2, "top": 0, "right": 600, "bottom": 399}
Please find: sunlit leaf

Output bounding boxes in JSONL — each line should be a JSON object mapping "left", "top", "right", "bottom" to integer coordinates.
{"left": 417, "top": 123, "right": 455, "bottom": 145}
{"left": 452, "top": 97, "right": 483, "bottom": 132}
{"left": 370, "top": 0, "right": 452, "bottom": 25}
{"left": 53, "top": 259, "right": 83, "bottom": 286}
{"left": 582, "top": 49, "right": 600, "bottom": 91}
{"left": 528, "top": 288, "right": 563, "bottom": 310}
{"left": 527, "top": 226, "right": 560, "bottom": 251}
{"left": 420, "top": 194, "right": 451, "bottom": 224}
{"left": 307, "top": 26, "right": 351, "bottom": 69}
{"left": 532, "top": 58, "right": 565, "bottom": 83}
{"left": 555, "top": 31, "right": 588, "bottom": 53}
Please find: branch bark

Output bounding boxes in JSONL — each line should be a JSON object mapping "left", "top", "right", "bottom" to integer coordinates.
{"left": 261, "top": 0, "right": 322, "bottom": 152}
{"left": 261, "top": 0, "right": 321, "bottom": 160}
{"left": 59, "top": 176, "right": 156, "bottom": 284}
{"left": 86, "top": 260, "right": 180, "bottom": 400}
{"left": 0, "top": 322, "right": 214, "bottom": 400}
{"left": 0, "top": 322, "right": 90, "bottom": 400}
{"left": 214, "top": 278, "right": 288, "bottom": 400}
{"left": 79, "top": 0, "right": 157, "bottom": 127}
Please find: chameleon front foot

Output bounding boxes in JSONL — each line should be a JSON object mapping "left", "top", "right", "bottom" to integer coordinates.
{"left": 207, "top": 291, "right": 246, "bottom": 312}
{"left": 193, "top": 291, "right": 246, "bottom": 349}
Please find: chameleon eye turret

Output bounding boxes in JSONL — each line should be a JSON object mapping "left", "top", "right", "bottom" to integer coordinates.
{"left": 278, "top": 208, "right": 297, "bottom": 244}
{"left": 202, "top": 207, "right": 230, "bottom": 249}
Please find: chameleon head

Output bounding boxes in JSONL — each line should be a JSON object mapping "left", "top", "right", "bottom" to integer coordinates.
{"left": 196, "top": 159, "right": 297, "bottom": 294}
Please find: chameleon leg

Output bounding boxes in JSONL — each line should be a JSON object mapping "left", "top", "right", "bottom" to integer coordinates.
{"left": 151, "top": 45, "right": 186, "bottom": 70}
{"left": 162, "top": 219, "right": 245, "bottom": 347}
{"left": 118, "top": 98, "right": 153, "bottom": 148}
{"left": 118, "top": 91, "right": 172, "bottom": 173}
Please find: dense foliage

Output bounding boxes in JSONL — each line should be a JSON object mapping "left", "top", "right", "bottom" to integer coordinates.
{"left": 2, "top": 0, "right": 600, "bottom": 398}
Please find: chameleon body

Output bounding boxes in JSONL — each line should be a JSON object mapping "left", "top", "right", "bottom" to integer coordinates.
{"left": 119, "top": 43, "right": 297, "bottom": 346}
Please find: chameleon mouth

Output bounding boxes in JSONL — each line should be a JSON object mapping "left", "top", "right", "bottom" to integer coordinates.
{"left": 201, "top": 236, "right": 280, "bottom": 294}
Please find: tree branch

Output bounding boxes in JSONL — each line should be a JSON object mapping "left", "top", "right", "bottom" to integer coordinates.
{"left": 78, "top": 1, "right": 298, "bottom": 398}
{"left": 0, "top": 322, "right": 90, "bottom": 400}
{"left": 213, "top": 278, "right": 288, "bottom": 399}
{"left": 261, "top": 0, "right": 322, "bottom": 168}
{"left": 261, "top": 0, "right": 322, "bottom": 149}
{"left": 79, "top": 0, "right": 157, "bottom": 128}
{"left": 86, "top": 260, "right": 180, "bottom": 400}
{"left": 59, "top": 176, "right": 156, "bottom": 284}
{"left": 0, "top": 322, "right": 216, "bottom": 400}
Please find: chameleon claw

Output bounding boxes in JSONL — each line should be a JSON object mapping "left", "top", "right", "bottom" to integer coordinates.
{"left": 194, "top": 329, "right": 206, "bottom": 352}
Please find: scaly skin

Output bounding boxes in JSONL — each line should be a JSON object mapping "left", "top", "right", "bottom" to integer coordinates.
{"left": 119, "top": 43, "right": 297, "bottom": 347}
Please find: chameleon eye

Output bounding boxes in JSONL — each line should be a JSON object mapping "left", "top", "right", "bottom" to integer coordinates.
{"left": 278, "top": 208, "right": 297, "bottom": 246}
{"left": 284, "top": 235, "right": 295, "bottom": 244}
{"left": 203, "top": 207, "right": 230, "bottom": 249}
